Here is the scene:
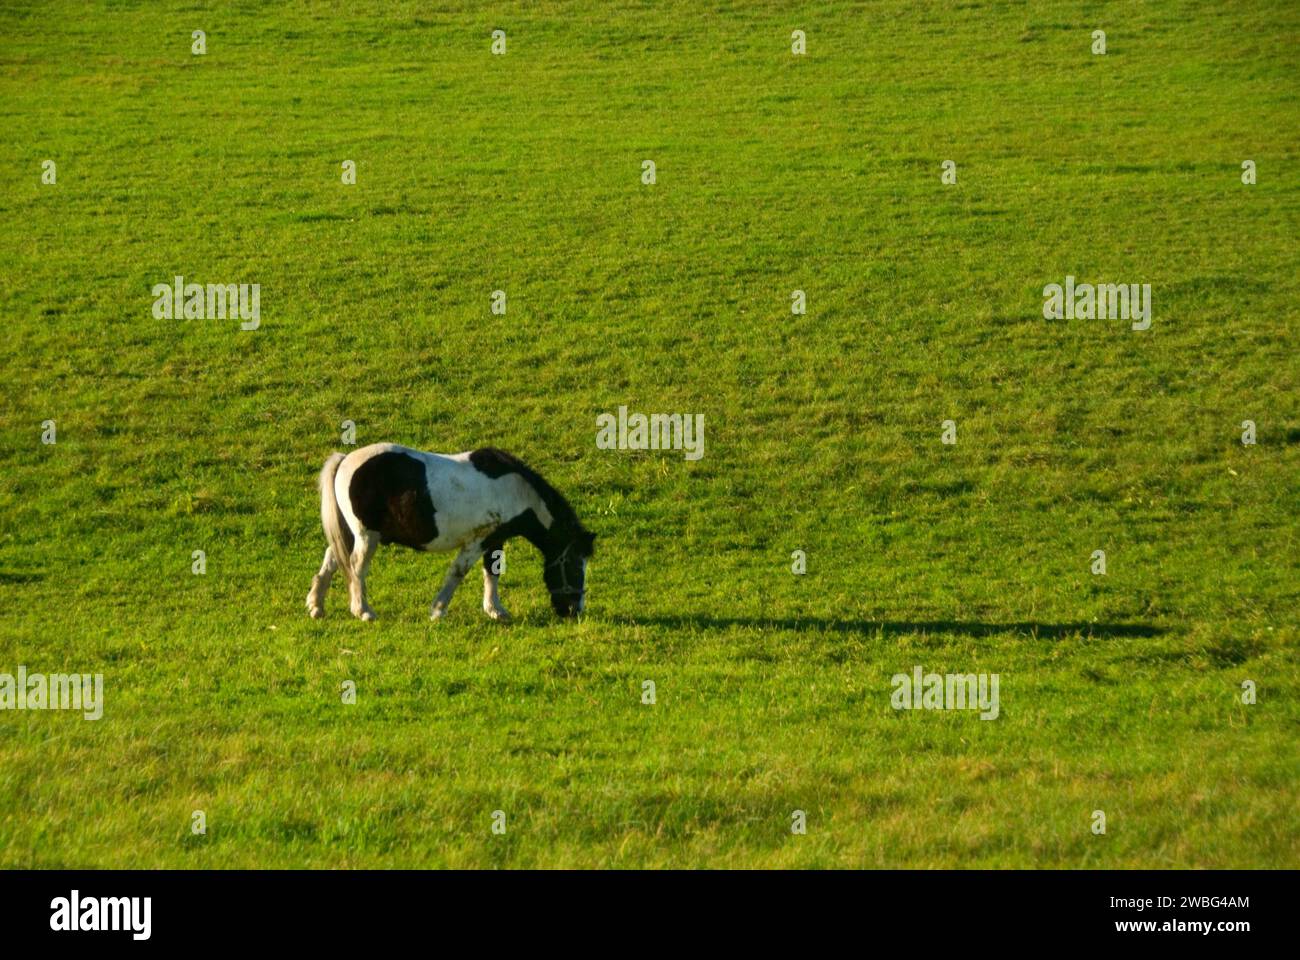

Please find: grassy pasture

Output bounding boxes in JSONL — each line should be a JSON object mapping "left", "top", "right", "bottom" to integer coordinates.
{"left": 0, "top": 0, "right": 1297, "bottom": 867}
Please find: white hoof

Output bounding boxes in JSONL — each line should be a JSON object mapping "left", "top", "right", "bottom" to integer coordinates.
{"left": 430, "top": 604, "right": 447, "bottom": 621}
{"left": 483, "top": 605, "right": 512, "bottom": 623}
{"left": 307, "top": 604, "right": 324, "bottom": 619}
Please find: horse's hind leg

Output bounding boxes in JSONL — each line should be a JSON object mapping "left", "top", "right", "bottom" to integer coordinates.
{"left": 349, "top": 530, "right": 380, "bottom": 621}
{"left": 306, "top": 547, "right": 337, "bottom": 619}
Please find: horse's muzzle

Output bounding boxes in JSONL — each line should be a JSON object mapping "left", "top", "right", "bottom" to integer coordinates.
{"left": 550, "top": 592, "right": 583, "bottom": 618}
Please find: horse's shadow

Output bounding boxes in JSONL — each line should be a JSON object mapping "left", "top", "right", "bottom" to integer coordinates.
{"left": 608, "top": 614, "right": 1164, "bottom": 640}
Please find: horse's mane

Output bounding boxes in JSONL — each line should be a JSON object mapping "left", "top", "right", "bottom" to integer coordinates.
{"left": 469, "top": 447, "right": 584, "bottom": 534}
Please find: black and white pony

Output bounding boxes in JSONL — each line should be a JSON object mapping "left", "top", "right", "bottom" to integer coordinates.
{"left": 306, "top": 444, "right": 595, "bottom": 622}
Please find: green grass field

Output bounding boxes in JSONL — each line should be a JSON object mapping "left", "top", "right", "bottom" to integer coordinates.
{"left": 1, "top": 0, "right": 1297, "bottom": 868}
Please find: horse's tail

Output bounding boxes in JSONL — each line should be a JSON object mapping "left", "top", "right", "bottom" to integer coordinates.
{"left": 319, "top": 452, "right": 356, "bottom": 587}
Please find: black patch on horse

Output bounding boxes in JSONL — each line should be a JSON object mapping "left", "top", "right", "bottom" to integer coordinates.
{"left": 349, "top": 452, "right": 439, "bottom": 548}
{"left": 480, "top": 508, "right": 550, "bottom": 566}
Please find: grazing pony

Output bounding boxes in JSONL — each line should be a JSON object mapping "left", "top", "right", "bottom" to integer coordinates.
{"left": 306, "top": 443, "right": 595, "bottom": 622}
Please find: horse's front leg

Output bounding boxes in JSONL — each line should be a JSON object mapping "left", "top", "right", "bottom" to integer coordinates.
{"left": 481, "top": 547, "right": 511, "bottom": 623}
{"left": 430, "top": 542, "right": 485, "bottom": 621}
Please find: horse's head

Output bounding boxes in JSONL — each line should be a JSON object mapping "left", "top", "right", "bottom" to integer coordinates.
{"left": 543, "top": 526, "right": 596, "bottom": 618}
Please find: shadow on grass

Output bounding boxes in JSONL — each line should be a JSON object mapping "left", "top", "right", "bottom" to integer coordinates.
{"left": 0, "top": 571, "right": 44, "bottom": 584}
{"left": 609, "top": 614, "right": 1165, "bottom": 640}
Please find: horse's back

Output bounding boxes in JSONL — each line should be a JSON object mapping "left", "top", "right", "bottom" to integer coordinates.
{"left": 335, "top": 443, "right": 517, "bottom": 552}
